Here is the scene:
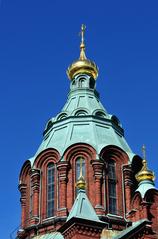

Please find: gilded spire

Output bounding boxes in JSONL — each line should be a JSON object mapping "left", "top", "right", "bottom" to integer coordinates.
{"left": 79, "top": 24, "right": 87, "bottom": 60}
{"left": 135, "top": 145, "right": 155, "bottom": 183}
{"left": 76, "top": 157, "right": 86, "bottom": 190}
{"left": 142, "top": 144, "right": 146, "bottom": 160}
{"left": 67, "top": 24, "right": 99, "bottom": 80}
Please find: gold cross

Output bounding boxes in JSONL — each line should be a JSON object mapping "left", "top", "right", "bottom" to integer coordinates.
{"left": 79, "top": 24, "right": 86, "bottom": 45}
{"left": 142, "top": 144, "right": 146, "bottom": 160}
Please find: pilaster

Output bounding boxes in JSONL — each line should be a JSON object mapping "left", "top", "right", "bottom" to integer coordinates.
{"left": 123, "top": 164, "right": 133, "bottom": 214}
{"left": 18, "top": 183, "right": 27, "bottom": 228}
{"left": 30, "top": 169, "right": 40, "bottom": 224}
{"left": 57, "top": 161, "right": 69, "bottom": 217}
{"left": 91, "top": 160, "right": 104, "bottom": 215}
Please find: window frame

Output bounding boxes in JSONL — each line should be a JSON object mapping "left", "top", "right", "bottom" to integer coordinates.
{"left": 106, "top": 160, "right": 117, "bottom": 215}
{"left": 46, "top": 163, "right": 55, "bottom": 218}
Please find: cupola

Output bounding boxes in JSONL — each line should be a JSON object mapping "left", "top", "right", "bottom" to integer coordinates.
{"left": 67, "top": 24, "right": 99, "bottom": 80}
{"left": 135, "top": 145, "right": 155, "bottom": 183}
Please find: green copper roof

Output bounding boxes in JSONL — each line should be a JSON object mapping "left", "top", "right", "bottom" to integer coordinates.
{"left": 136, "top": 180, "right": 156, "bottom": 198}
{"left": 32, "top": 74, "right": 133, "bottom": 164}
{"left": 67, "top": 189, "right": 101, "bottom": 222}
{"left": 31, "top": 232, "right": 63, "bottom": 239}
{"left": 113, "top": 219, "right": 150, "bottom": 239}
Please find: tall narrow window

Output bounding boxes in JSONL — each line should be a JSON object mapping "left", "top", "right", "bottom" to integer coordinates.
{"left": 108, "top": 160, "right": 117, "bottom": 214}
{"left": 47, "top": 163, "right": 55, "bottom": 218}
{"left": 76, "top": 157, "right": 85, "bottom": 194}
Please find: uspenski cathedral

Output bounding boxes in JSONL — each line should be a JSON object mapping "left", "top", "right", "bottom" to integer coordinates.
{"left": 17, "top": 25, "right": 158, "bottom": 239}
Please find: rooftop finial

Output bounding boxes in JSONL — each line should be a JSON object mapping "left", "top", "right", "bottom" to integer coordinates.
{"left": 79, "top": 24, "right": 87, "bottom": 60}
{"left": 76, "top": 157, "right": 86, "bottom": 190}
{"left": 142, "top": 144, "right": 146, "bottom": 160}
{"left": 135, "top": 145, "right": 155, "bottom": 183}
{"left": 67, "top": 25, "right": 98, "bottom": 80}
{"left": 141, "top": 144, "right": 148, "bottom": 172}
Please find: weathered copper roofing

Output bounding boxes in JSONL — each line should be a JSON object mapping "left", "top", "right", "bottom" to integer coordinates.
{"left": 67, "top": 189, "right": 101, "bottom": 222}
{"left": 31, "top": 232, "right": 63, "bottom": 239}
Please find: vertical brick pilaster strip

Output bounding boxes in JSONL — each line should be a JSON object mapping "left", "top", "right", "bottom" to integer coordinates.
{"left": 57, "top": 161, "right": 69, "bottom": 217}
{"left": 123, "top": 165, "right": 133, "bottom": 214}
{"left": 141, "top": 201, "right": 149, "bottom": 220}
{"left": 30, "top": 169, "right": 40, "bottom": 220}
{"left": 19, "top": 183, "right": 27, "bottom": 228}
{"left": 91, "top": 160, "right": 104, "bottom": 214}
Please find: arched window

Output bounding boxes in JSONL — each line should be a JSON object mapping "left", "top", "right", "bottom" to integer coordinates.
{"left": 47, "top": 163, "right": 55, "bottom": 218}
{"left": 108, "top": 160, "right": 117, "bottom": 214}
{"left": 79, "top": 79, "right": 86, "bottom": 88}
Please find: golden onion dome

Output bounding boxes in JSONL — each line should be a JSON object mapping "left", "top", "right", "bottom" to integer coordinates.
{"left": 67, "top": 24, "right": 99, "bottom": 80}
{"left": 135, "top": 145, "right": 155, "bottom": 183}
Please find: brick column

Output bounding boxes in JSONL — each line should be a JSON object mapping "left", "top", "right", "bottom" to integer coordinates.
{"left": 57, "top": 161, "right": 69, "bottom": 217}
{"left": 30, "top": 169, "right": 40, "bottom": 224}
{"left": 91, "top": 160, "right": 104, "bottom": 215}
{"left": 18, "top": 183, "right": 27, "bottom": 228}
{"left": 123, "top": 165, "right": 133, "bottom": 215}
{"left": 141, "top": 201, "right": 149, "bottom": 219}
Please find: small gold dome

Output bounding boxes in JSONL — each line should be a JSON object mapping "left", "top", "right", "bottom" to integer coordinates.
{"left": 76, "top": 175, "right": 86, "bottom": 190}
{"left": 135, "top": 145, "right": 155, "bottom": 183}
{"left": 67, "top": 24, "right": 99, "bottom": 80}
{"left": 135, "top": 159, "right": 155, "bottom": 183}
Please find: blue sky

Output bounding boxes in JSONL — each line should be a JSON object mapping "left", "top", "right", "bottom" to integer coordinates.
{"left": 0, "top": 0, "right": 158, "bottom": 238}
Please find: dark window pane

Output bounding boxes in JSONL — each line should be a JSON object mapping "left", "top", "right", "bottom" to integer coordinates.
{"left": 108, "top": 160, "right": 117, "bottom": 214}
{"left": 47, "top": 163, "right": 55, "bottom": 218}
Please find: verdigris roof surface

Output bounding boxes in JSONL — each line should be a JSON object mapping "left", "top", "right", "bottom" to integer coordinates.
{"left": 33, "top": 74, "right": 132, "bottom": 164}
{"left": 31, "top": 232, "right": 63, "bottom": 239}
{"left": 113, "top": 219, "right": 150, "bottom": 239}
{"left": 67, "top": 189, "right": 101, "bottom": 222}
{"left": 136, "top": 180, "right": 156, "bottom": 198}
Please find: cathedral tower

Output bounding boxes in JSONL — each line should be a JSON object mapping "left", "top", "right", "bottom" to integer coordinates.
{"left": 17, "top": 25, "right": 158, "bottom": 239}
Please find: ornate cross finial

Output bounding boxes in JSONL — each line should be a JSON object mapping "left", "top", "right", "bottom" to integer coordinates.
{"left": 79, "top": 24, "right": 87, "bottom": 60}
{"left": 135, "top": 145, "right": 155, "bottom": 182}
{"left": 142, "top": 144, "right": 147, "bottom": 171}
{"left": 142, "top": 144, "right": 146, "bottom": 160}
{"left": 80, "top": 24, "right": 86, "bottom": 46}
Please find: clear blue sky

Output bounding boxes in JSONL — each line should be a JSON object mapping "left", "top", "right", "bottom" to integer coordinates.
{"left": 0, "top": 0, "right": 158, "bottom": 238}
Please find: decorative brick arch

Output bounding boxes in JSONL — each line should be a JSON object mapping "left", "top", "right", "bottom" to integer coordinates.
{"left": 34, "top": 148, "right": 60, "bottom": 168}
{"left": 19, "top": 160, "right": 31, "bottom": 183}
{"left": 63, "top": 143, "right": 96, "bottom": 162}
{"left": 100, "top": 145, "right": 129, "bottom": 165}
{"left": 63, "top": 143, "right": 97, "bottom": 212}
